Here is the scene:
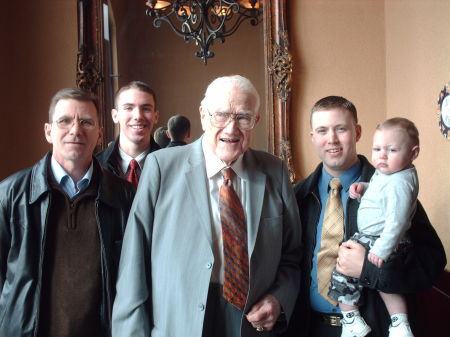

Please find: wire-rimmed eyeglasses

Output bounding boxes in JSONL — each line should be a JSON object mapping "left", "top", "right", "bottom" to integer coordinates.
{"left": 53, "top": 117, "right": 97, "bottom": 130}
{"left": 206, "top": 108, "right": 257, "bottom": 131}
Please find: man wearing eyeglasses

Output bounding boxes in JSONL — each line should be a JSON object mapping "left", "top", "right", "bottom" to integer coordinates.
{"left": 96, "top": 81, "right": 161, "bottom": 188}
{"left": 0, "top": 88, "right": 134, "bottom": 336}
{"left": 112, "top": 75, "right": 302, "bottom": 337}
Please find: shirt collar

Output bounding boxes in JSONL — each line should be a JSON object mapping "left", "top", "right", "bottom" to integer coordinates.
{"left": 202, "top": 138, "right": 245, "bottom": 179}
{"left": 50, "top": 156, "right": 93, "bottom": 186}
{"left": 320, "top": 159, "right": 362, "bottom": 192}
{"left": 118, "top": 147, "right": 149, "bottom": 173}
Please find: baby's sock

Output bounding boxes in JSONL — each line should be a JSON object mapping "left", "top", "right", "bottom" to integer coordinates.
{"left": 390, "top": 313, "right": 409, "bottom": 326}
{"left": 342, "top": 309, "right": 362, "bottom": 317}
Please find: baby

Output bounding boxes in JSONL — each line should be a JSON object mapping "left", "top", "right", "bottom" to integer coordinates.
{"left": 329, "top": 117, "right": 420, "bottom": 337}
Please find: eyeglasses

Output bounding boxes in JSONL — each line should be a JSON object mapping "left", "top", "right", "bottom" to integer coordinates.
{"left": 53, "top": 117, "right": 97, "bottom": 130}
{"left": 207, "top": 109, "right": 257, "bottom": 130}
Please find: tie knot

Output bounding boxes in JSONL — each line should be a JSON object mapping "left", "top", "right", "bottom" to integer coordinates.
{"left": 221, "top": 167, "right": 235, "bottom": 183}
{"left": 129, "top": 159, "right": 138, "bottom": 170}
{"left": 329, "top": 177, "right": 342, "bottom": 191}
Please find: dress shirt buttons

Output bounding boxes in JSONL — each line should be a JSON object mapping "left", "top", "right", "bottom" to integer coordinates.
{"left": 205, "top": 262, "right": 212, "bottom": 269}
{"left": 198, "top": 303, "right": 205, "bottom": 311}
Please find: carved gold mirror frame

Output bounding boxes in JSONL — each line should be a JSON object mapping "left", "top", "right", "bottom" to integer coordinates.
{"left": 76, "top": 0, "right": 294, "bottom": 181}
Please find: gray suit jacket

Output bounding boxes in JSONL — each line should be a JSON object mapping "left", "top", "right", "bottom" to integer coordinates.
{"left": 112, "top": 138, "right": 301, "bottom": 337}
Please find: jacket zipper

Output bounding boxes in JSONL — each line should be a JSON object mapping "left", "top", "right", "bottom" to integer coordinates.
{"left": 95, "top": 200, "right": 111, "bottom": 330}
{"left": 33, "top": 194, "right": 51, "bottom": 337}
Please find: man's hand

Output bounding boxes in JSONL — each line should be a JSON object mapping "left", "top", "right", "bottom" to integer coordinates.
{"left": 368, "top": 252, "right": 384, "bottom": 268}
{"left": 336, "top": 240, "right": 366, "bottom": 278}
{"left": 349, "top": 182, "right": 364, "bottom": 199}
{"left": 246, "top": 294, "right": 281, "bottom": 332}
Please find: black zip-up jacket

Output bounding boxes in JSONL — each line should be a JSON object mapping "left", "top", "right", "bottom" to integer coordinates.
{"left": 95, "top": 137, "right": 160, "bottom": 177}
{"left": 284, "top": 155, "right": 446, "bottom": 337}
{"left": 0, "top": 153, "right": 135, "bottom": 336}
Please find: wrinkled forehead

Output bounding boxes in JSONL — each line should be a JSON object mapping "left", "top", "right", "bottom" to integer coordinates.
{"left": 206, "top": 88, "right": 257, "bottom": 114}
{"left": 53, "top": 98, "right": 99, "bottom": 120}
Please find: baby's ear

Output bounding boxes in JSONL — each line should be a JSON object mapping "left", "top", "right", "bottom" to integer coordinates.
{"left": 411, "top": 145, "right": 420, "bottom": 160}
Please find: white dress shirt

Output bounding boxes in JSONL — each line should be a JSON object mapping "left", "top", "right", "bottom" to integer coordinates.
{"left": 202, "top": 139, "right": 249, "bottom": 284}
{"left": 118, "top": 147, "right": 148, "bottom": 175}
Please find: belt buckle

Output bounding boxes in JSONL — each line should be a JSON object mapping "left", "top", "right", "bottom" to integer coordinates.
{"left": 326, "top": 315, "right": 341, "bottom": 327}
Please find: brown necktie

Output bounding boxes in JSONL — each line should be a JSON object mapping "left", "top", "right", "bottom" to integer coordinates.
{"left": 126, "top": 159, "right": 140, "bottom": 188}
{"left": 317, "top": 177, "right": 344, "bottom": 305}
{"left": 219, "top": 167, "right": 249, "bottom": 310}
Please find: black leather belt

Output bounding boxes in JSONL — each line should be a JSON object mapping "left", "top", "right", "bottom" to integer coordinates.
{"left": 312, "top": 311, "right": 342, "bottom": 327}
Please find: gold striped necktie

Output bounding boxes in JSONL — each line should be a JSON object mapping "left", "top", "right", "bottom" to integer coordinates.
{"left": 317, "top": 177, "right": 344, "bottom": 305}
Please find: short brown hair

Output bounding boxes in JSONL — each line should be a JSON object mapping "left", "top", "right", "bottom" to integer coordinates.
{"left": 310, "top": 96, "right": 358, "bottom": 126}
{"left": 168, "top": 114, "right": 191, "bottom": 141}
{"left": 114, "top": 81, "right": 157, "bottom": 109}
{"left": 153, "top": 126, "right": 170, "bottom": 148}
{"left": 376, "top": 117, "right": 420, "bottom": 146}
{"left": 48, "top": 88, "right": 98, "bottom": 122}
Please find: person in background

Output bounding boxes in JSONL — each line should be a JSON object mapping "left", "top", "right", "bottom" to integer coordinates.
{"left": 328, "top": 117, "right": 421, "bottom": 337}
{"left": 284, "top": 96, "right": 446, "bottom": 337}
{"left": 153, "top": 126, "right": 170, "bottom": 148}
{"left": 166, "top": 114, "right": 191, "bottom": 147}
{"left": 0, "top": 88, "right": 134, "bottom": 337}
{"left": 112, "top": 75, "right": 302, "bottom": 337}
{"left": 96, "top": 81, "right": 160, "bottom": 188}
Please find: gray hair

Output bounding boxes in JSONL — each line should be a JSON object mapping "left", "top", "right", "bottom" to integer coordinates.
{"left": 200, "top": 75, "right": 260, "bottom": 113}
{"left": 48, "top": 88, "right": 98, "bottom": 122}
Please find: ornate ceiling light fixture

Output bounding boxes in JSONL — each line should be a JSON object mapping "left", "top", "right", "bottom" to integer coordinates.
{"left": 145, "top": 0, "right": 262, "bottom": 64}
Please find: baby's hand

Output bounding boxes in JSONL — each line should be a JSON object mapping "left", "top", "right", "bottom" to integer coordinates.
{"left": 349, "top": 182, "right": 364, "bottom": 199}
{"left": 368, "top": 252, "right": 384, "bottom": 268}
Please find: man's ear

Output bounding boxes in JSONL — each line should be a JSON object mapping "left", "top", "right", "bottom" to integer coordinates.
{"left": 44, "top": 123, "right": 53, "bottom": 144}
{"left": 254, "top": 113, "right": 261, "bottom": 126}
{"left": 199, "top": 106, "right": 207, "bottom": 131}
{"left": 111, "top": 108, "right": 119, "bottom": 123}
{"left": 355, "top": 124, "right": 362, "bottom": 142}
{"left": 97, "top": 127, "right": 103, "bottom": 146}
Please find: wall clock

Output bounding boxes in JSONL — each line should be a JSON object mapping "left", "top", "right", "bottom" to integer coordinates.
{"left": 437, "top": 83, "right": 450, "bottom": 140}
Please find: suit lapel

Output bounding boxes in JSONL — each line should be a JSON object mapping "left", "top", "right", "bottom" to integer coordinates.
{"left": 184, "top": 139, "right": 213, "bottom": 245}
{"left": 242, "top": 150, "right": 266, "bottom": 256}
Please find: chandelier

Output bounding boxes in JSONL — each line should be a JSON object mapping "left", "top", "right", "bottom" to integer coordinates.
{"left": 145, "top": 0, "right": 262, "bottom": 64}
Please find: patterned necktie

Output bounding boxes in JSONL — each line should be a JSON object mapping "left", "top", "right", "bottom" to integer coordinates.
{"left": 317, "top": 177, "right": 344, "bottom": 305}
{"left": 126, "top": 159, "right": 140, "bottom": 188}
{"left": 219, "top": 167, "right": 249, "bottom": 310}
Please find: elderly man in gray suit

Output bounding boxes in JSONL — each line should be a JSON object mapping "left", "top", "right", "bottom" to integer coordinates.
{"left": 112, "top": 75, "right": 302, "bottom": 337}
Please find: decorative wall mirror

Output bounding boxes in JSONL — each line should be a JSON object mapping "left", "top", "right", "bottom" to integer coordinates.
{"left": 76, "top": 0, "right": 295, "bottom": 181}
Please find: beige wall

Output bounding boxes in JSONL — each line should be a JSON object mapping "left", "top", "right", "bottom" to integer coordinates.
{"left": 385, "top": 0, "right": 450, "bottom": 269}
{"left": 0, "top": 0, "right": 77, "bottom": 179}
{"left": 0, "top": 1, "right": 447, "bottom": 267}
{"left": 290, "top": 0, "right": 449, "bottom": 268}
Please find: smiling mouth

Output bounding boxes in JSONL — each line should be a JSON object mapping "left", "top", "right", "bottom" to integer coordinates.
{"left": 326, "top": 148, "right": 341, "bottom": 153}
{"left": 129, "top": 125, "right": 146, "bottom": 129}
{"left": 220, "top": 137, "right": 239, "bottom": 143}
